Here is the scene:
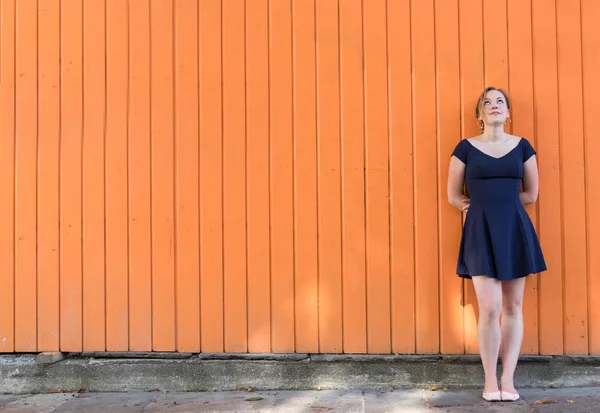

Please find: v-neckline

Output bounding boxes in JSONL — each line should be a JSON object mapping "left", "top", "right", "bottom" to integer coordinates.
{"left": 466, "top": 138, "right": 522, "bottom": 160}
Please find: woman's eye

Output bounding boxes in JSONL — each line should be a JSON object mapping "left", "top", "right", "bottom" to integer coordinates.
{"left": 484, "top": 101, "right": 490, "bottom": 105}
{"left": 498, "top": 99, "right": 504, "bottom": 104}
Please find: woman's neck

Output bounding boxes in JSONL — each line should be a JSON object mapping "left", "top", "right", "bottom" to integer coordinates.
{"left": 481, "top": 126, "right": 506, "bottom": 142}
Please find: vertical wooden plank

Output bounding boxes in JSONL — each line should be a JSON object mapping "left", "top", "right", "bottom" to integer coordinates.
{"left": 339, "top": 0, "right": 366, "bottom": 354}
{"left": 0, "top": 0, "right": 16, "bottom": 354}
{"left": 246, "top": 0, "right": 271, "bottom": 353}
{"left": 363, "top": 0, "right": 390, "bottom": 354}
{"left": 174, "top": 0, "right": 200, "bottom": 352}
{"left": 292, "top": 0, "right": 319, "bottom": 354}
{"left": 128, "top": 0, "right": 152, "bottom": 351}
{"left": 105, "top": 0, "right": 130, "bottom": 351}
{"left": 435, "top": 0, "right": 464, "bottom": 354}
{"left": 60, "top": 0, "right": 84, "bottom": 351}
{"left": 150, "top": 0, "right": 175, "bottom": 351}
{"left": 269, "top": 0, "right": 295, "bottom": 353}
{"left": 482, "top": 0, "right": 509, "bottom": 88}
{"left": 387, "top": 0, "right": 415, "bottom": 354}
{"left": 582, "top": 0, "right": 600, "bottom": 355}
{"left": 82, "top": 0, "right": 106, "bottom": 351}
{"left": 316, "top": 0, "right": 343, "bottom": 353}
{"left": 14, "top": 0, "right": 38, "bottom": 352}
{"left": 38, "top": 0, "right": 61, "bottom": 352}
{"left": 556, "top": 0, "right": 587, "bottom": 355}
{"left": 458, "top": 0, "right": 484, "bottom": 354}
{"left": 222, "top": 0, "right": 247, "bottom": 353}
{"left": 411, "top": 0, "right": 439, "bottom": 354}
{"left": 532, "top": 0, "right": 563, "bottom": 355}
{"left": 507, "top": 0, "right": 538, "bottom": 355}
{"left": 199, "top": 0, "right": 224, "bottom": 353}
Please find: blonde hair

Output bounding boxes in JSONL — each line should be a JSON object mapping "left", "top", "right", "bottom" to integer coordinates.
{"left": 475, "top": 87, "right": 511, "bottom": 133}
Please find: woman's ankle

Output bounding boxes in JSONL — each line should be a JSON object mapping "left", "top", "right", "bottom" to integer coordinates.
{"left": 500, "top": 376, "right": 517, "bottom": 393}
{"left": 484, "top": 377, "right": 499, "bottom": 392}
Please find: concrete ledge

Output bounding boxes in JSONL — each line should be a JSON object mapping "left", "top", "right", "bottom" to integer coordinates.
{"left": 36, "top": 352, "right": 67, "bottom": 365}
{"left": 1, "top": 354, "right": 600, "bottom": 394}
{"left": 80, "top": 352, "right": 194, "bottom": 360}
{"left": 310, "top": 354, "right": 441, "bottom": 363}
{"left": 195, "top": 353, "right": 309, "bottom": 361}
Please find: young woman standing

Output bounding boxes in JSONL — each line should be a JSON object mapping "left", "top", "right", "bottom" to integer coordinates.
{"left": 447, "top": 87, "right": 547, "bottom": 402}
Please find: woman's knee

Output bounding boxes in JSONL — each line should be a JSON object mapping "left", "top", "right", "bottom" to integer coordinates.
{"left": 501, "top": 278, "right": 526, "bottom": 316}
{"left": 472, "top": 276, "right": 503, "bottom": 321}
{"left": 480, "top": 302, "right": 502, "bottom": 321}
{"left": 503, "top": 298, "right": 523, "bottom": 316}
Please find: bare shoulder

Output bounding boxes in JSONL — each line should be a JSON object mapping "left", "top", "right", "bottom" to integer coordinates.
{"left": 506, "top": 133, "right": 523, "bottom": 142}
{"left": 465, "top": 135, "right": 482, "bottom": 142}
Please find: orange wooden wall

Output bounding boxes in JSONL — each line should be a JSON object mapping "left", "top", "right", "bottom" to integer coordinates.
{"left": 0, "top": 0, "right": 599, "bottom": 355}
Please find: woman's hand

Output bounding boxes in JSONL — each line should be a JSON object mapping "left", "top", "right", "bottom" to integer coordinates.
{"left": 457, "top": 195, "right": 470, "bottom": 212}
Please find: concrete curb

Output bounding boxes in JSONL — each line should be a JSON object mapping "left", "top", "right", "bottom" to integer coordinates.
{"left": 1, "top": 354, "right": 599, "bottom": 394}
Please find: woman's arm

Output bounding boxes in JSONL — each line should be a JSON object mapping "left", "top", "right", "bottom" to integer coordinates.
{"left": 521, "top": 155, "right": 539, "bottom": 205}
{"left": 447, "top": 156, "right": 470, "bottom": 212}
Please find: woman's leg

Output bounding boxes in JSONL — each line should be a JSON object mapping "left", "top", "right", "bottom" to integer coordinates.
{"left": 500, "top": 277, "right": 527, "bottom": 394}
{"left": 472, "top": 275, "right": 503, "bottom": 392}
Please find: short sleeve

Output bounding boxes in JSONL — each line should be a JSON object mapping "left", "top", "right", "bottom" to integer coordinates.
{"left": 451, "top": 139, "right": 471, "bottom": 164}
{"left": 522, "top": 138, "right": 536, "bottom": 162}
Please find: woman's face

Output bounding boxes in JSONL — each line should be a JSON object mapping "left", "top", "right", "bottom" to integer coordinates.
{"left": 479, "top": 89, "right": 509, "bottom": 128}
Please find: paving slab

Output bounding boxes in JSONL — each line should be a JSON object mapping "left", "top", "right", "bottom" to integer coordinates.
{"left": 0, "top": 393, "right": 76, "bottom": 413}
{"left": 1, "top": 388, "right": 599, "bottom": 413}
{"left": 143, "top": 391, "right": 277, "bottom": 412}
{"left": 270, "top": 390, "right": 364, "bottom": 413}
{"left": 52, "top": 392, "right": 160, "bottom": 413}
{"left": 0, "top": 395, "right": 20, "bottom": 409}
{"left": 520, "top": 387, "right": 600, "bottom": 412}
{"left": 364, "top": 389, "right": 427, "bottom": 413}
{"left": 423, "top": 391, "right": 531, "bottom": 412}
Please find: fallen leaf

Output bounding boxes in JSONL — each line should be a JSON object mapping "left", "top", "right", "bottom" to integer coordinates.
{"left": 443, "top": 388, "right": 448, "bottom": 392}
{"left": 247, "top": 386, "right": 254, "bottom": 392}
{"left": 567, "top": 399, "right": 575, "bottom": 403}
{"left": 245, "top": 397, "right": 264, "bottom": 401}
{"left": 534, "top": 399, "right": 556, "bottom": 405}
{"left": 550, "top": 383, "right": 558, "bottom": 389}
{"left": 430, "top": 386, "right": 438, "bottom": 391}
{"left": 203, "top": 401, "right": 209, "bottom": 405}
{"left": 316, "top": 386, "right": 323, "bottom": 391}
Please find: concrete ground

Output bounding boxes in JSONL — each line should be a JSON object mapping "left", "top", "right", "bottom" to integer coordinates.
{"left": 1, "top": 387, "right": 599, "bottom": 413}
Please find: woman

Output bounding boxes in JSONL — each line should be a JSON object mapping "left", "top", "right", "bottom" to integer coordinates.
{"left": 447, "top": 87, "right": 547, "bottom": 402}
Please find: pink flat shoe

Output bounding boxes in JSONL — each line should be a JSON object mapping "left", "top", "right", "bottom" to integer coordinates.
{"left": 482, "top": 391, "right": 501, "bottom": 402}
{"left": 500, "top": 391, "right": 520, "bottom": 401}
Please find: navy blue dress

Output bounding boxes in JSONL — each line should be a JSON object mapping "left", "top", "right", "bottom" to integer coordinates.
{"left": 451, "top": 138, "right": 547, "bottom": 280}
